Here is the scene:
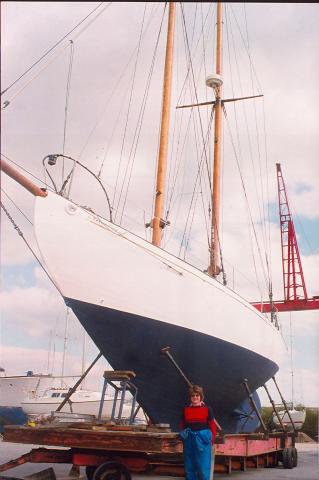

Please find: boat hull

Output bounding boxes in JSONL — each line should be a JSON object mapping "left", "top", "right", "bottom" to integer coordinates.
{"left": 34, "top": 192, "right": 285, "bottom": 433}
{"left": 67, "top": 297, "right": 277, "bottom": 432}
{"left": 22, "top": 399, "right": 107, "bottom": 417}
{"left": 0, "top": 375, "right": 54, "bottom": 407}
{"left": 0, "top": 407, "right": 28, "bottom": 433}
{"left": 273, "top": 409, "right": 306, "bottom": 431}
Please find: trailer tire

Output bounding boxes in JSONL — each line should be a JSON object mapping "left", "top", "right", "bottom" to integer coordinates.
{"left": 292, "top": 447, "right": 298, "bottom": 467}
{"left": 86, "top": 466, "right": 97, "bottom": 480}
{"left": 93, "top": 461, "right": 131, "bottom": 480}
{"left": 282, "top": 447, "right": 294, "bottom": 469}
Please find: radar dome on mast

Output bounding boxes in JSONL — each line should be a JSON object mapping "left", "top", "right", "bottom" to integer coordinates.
{"left": 206, "top": 74, "right": 223, "bottom": 89}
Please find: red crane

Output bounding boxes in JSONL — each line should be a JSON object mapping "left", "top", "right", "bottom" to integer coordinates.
{"left": 252, "top": 163, "right": 319, "bottom": 313}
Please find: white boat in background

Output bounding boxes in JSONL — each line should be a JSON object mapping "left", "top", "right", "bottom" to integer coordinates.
{"left": 21, "top": 386, "right": 147, "bottom": 423}
{"left": 22, "top": 387, "right": 108, "bottom": 416}
{"left": 0, "top": 370, "right": 80, "bottom": 408}
{"left": 0, "top": 370, "right": 50, "bottom": 408}
{"left": 273, "top": 408, "right": 306, "bottom": 431}
{"left": 0, "top": 370, "right": 77, "bottom": 430}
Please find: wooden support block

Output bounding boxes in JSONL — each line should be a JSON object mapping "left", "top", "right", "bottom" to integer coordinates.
{"left": 103, "top": 371, "right": 136, "bottom": 380}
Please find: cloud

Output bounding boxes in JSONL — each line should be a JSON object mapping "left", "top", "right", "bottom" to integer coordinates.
{"left": 0, "top": 344, "right": 110, "bottom": 393}
{"left": 258, "top": 365, "right": 319, "bottom": 408}
{"left": 1, "top": 285, "right": 65, "bottom": 337}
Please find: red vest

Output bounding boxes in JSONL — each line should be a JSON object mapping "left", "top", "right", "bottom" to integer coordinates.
{"left": 181, "top": 406, "right": 217, "bottom": 443}
{"left": 183, "top": 406, "right": 210, "bottom": 424}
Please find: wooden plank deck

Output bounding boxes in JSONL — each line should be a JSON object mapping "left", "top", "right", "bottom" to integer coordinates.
{"left": 3, "top": 426, "right": 183, "bottom": 454}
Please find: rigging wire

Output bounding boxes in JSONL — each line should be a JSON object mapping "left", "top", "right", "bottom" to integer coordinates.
{"left": 175, "top": 4, "right": 214, "bottom": 108}
{"left": 1, "top": 3, "right": 113, "bottom": 110}
{"left": 179, "top": 4, "right": 213, "bottom": 194}
{"left": 228, "top": 4, "right": 262, "bottom": 94}
{"left": 224, "top": 5, "right": 262, "bottom": 295}
{"left": 1, "top": 201, "right": 62, "bottom": 296}
{"left": 243, "top": 4, "right": 271, "bottom": 285}
{"left": 117, "top": 5, "right": 168, "bottom": 224}
{"left": 228, "top": 4, "right": 273, "bottom": 297}
{"left": 184, "top": 107, "right": 214, "bottom": 255}
{"left": 178, "top": 108, "right": 214, "bottom": 258}
{"left": 112, "top": 3, "right": 148, "bottom": 216}
{"left": 1, "top": 2, "right": 107, "bottom": 97}
{"left": 2, "top": 3, "right": 112, "bottom": 110}
{"left": 166, "top": 4, "right": 212, "bottom": 214}
{"left": 62, "top": 41, "right": 75, "bottom": 184}
{"left": 225, "top": 5, "right": 271, "bottom": 294}
{"left": 223, "top": 104, "right": 270, "bottom": 291}
{"left": 164, "top": 5, "right": 214, "bottom": 253}
{"left": 261, "top": 99, "right": 275, "bottom": 282}
{"left": 1, "top": 189, "right": 33, "bottom": 225}
{"left": 76, "top": 3, "right": 161, "bottom": 180}
{"left": 179, "top": 3, "right": 229, "bottom": 278}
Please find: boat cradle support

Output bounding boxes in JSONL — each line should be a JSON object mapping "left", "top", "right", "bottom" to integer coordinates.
{"left": 97, "top": 370, "right": 139, "bottom": 424}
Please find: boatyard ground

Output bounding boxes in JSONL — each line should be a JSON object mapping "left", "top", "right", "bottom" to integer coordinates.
{"left": 0, "top": 442, "right": 317, "bottom": 480}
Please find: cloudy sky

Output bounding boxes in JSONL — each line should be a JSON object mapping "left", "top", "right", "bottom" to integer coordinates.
{"left": 1, "top": 2, "right": 318, "bottom": 408}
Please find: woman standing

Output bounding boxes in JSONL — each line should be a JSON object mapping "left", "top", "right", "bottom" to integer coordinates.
{"left": 180, "top": 385, "right": 218, "bottom": 480}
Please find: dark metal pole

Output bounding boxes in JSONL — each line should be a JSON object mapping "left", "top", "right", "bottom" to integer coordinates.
{"left": 160, "top": 346, "right": 193, "bottom": 388}
{"left": 241, "top": 379, "right": 268, "bottom": 433}
{"left": 56, "top": 352, "right": 103, "bottom": 412}
{"left": 97, "top": 377, "right": 108, "bottom": 420}
{"left": 263, "top": 383, "right": 286, "bottom": 431}
{"left": 272, "top": 376, "right": 297, "bottom": 434}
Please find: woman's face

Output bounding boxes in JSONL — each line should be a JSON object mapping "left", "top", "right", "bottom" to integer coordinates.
{"left": 190, "top": 392, "right": 202, "bottom": 406}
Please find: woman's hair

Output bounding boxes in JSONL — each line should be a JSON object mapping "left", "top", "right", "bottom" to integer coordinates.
{"left": 189, "top": 385, "right": 204, "bottom": 401}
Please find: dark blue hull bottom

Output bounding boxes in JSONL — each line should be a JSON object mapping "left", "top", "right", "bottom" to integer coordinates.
{"left": 66, "top": 298, "right": 278, "bottom": 433}
{"left": 0, "top": 407, "right": 28, "bottom": 433}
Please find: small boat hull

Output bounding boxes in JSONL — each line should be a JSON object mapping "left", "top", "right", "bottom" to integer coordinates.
{"left": 21, "top": 399, "right": 105, "bottom": 417}
{"left": 273, "top": 409, "right": 306, "bottom": 431}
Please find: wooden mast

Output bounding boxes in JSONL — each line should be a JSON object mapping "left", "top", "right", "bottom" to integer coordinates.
{"left": 209, "top": 2, "right": 223, "bottom": 277}
{"left": 151, "top": 2, "right": 176, "bottom": 247}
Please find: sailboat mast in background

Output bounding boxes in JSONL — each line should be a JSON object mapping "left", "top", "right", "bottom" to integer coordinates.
{"left": 151, "top": 2, "right": 176, "bottom": 247}
{"left": 208, "top": 1, "right": 223, "bottom": 278}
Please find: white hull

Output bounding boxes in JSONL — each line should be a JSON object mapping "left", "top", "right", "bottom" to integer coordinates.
{"left": 273, "top": 409, "right": 306, "bottom": 431}
{"left": 34, "top": 192, "right": 284, "bottom": 365}
{"left": 0, "top": 375, "right": 54, "bottom": 407}
{"left": 22, "top": 392, "right": 146, "bottom": 421}
{"left": 22, "top": 399, "right": 103, "bottom": 416}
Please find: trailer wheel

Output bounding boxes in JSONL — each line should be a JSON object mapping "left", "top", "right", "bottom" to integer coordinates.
{"left": 86, "top": 466, "right": 97, "bottom": 480}
{"left": 282, "top": 447, "right": 294, "bottom": 469}
{"left": 93, "top": 461, "right": 131, "bottom": 480}
{"left": 292, "top": 447, "right": 298, "bottom": 467}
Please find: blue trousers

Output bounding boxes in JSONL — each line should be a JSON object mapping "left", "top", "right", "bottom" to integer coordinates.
{"left": 180, "top": 428, "right": 213, "bottom": 480}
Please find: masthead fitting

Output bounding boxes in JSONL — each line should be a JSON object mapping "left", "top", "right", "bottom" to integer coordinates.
{"left": 206, "top": 74, "right": 223, "bottom": 89}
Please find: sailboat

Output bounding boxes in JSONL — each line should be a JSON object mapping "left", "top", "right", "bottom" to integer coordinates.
{"left": 272, "top": 315, "right": 306, "bottom": 431}
{"left": 1, "top": 3, "right": 286, "bottom": 433}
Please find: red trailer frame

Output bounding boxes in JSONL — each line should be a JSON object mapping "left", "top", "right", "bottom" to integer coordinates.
{"left": 0, "top": 425, "right": 297, "bottom": 477}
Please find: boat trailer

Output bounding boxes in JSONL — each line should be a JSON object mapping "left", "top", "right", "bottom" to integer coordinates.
{"left": 0, "top": 425, "right": 297, "bottom": 478}
{"left": 0, "top": 369, "right": 298, "bottom": 478}
{"left": 0, "top": 357, "right": 300, "bottom": 478}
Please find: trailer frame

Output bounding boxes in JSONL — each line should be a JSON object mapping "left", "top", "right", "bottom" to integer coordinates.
{"left": 0, "top": 424, "right": 297, "bottom": 477}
